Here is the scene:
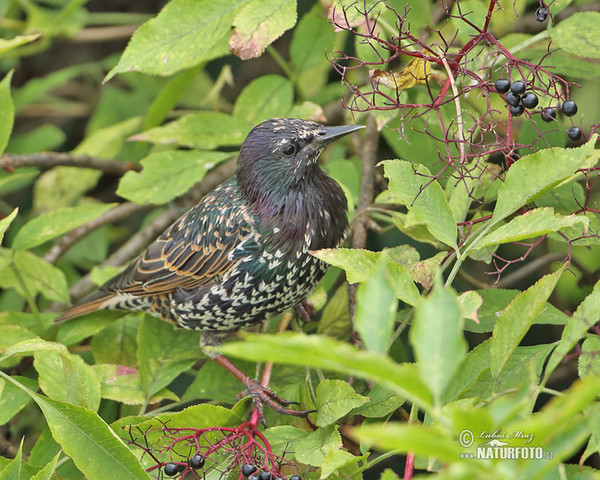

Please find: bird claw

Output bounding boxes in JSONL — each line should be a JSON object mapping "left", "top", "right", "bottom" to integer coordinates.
{"left": 242, "top": 378, "right": 314, "bottom": 427}
{"left": 295, "top": 299, "right": 316, "bottom": 323}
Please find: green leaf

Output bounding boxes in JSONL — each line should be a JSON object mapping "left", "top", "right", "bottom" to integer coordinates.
{"left": 106, "top": 0, "right": 247, "bottom": 80}
{"left": 490, "top": 267, "right": 565, "bottom": 378}
{"left": 117, "top": 150, "right": 230, "bottom": 205}
{"left": 135, "top": 111, "right": 250, "bottom": 149}
{"left": 56, "top": 310, "right": 118, "bottom": 346}
{"left": 218, "top": 333, "right": 433, "bottom": 411}
{"left": 0, "top": 375, "right": 38, "bottom": 424}
{"left": 410, "top": 283, "right": 466, "bottom": 405}
{"left": 30, "top": 452, "right": 60, "bottom": 480}
{"left": 442, "top": 340, "right": 491, "bottom": 403}
{"left": 0, "top": 71, "right": 14, "bottom": 155}
{"left": 551, "top": 12, "right": 600, "bottom": 59}
{"left": 137, "top": 316, "right": 201, "bottom": 398}
{"left": 320, "top": 450, "right": 363, "bottom": 480}
{"left": 229, "top": 0, "right": 296, "bottom": 59}
{"left": 382, "top": 160, "right": 457, "bottom": 249}
{"left": 479, "top": 208, "right": 589, "bottom": 248}
{"left": 32, "top": 167, "right": 101, "bottom": 214}
{"left": 312, "top": 248, "right": 419, "bottom": 306}
{"left": 93, "top": 364, "right": 177, "bottom": 405}
{"left": 290, "top": 3, "right": 336, "bottom": 71}
{"left": 579, "top": 337, "right": 600, "bottom": 377}
{"left": 91, "top": 314, "right": 141, "bottom": 367}
{"left": 0, "top": 208, "right": 17, "bottom": 245}
{"left": 0, "top": 338, "right": 67, "bottom": 364}
{"left": 34, "top": 350, "right": 101, "bottom": 411}
{"left": 546, "top": 280, "right": 600, "bottom": 377}
{"left": 354, "top": 258, "right": 397, "bottom": 353}
{"left": 295, "top": 425, "right": 341, "bottom": 467}
{"left": 233, "top": 75, "right": 293, "bottom": 124}
{"left": 0, "top": 372, "right": 150, "bottom": 479}
{"left": 0, "top": 34, "right": 41, "bottom": 54}
{"left": 12, "top": 203, "right": 115, "bottom": 251}
{"left": 351, "top": 384, "right": 404, "bottom": 418}
{"left": 0, "top": 438, "right": 22, "bottom": 479}
{"left": 353, "top": 423, "right": 465, "bottom": 464}
{"left": 492, "top": 137, "right": 599, "bottom": 224}
{"left": 315, "top": 379, "right": 369, "bottom": 427}
{"left": 0, "top": 249, "right": 69, "bottom": 303}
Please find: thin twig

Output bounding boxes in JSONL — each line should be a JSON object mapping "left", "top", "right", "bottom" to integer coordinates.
{"left": 347, "top": 116, "right": 379, "bottom": 324}
{"left": 0, "top": 152, "right": 140, "bottom": 175}
{"left": 72, "top": 25, "right": 138, "bottom": 42}
{"left": 43, "top": 202, "right": 150, "bottom": 264}
{"left": 494, "top": 252, "right": 565, "bottom": 288}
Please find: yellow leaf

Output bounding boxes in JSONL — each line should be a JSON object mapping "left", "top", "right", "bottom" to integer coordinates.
{"left": 370, "top": 58, "right": 431, "bottom": 90}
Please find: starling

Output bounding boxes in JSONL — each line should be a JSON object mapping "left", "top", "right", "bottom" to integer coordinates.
{"left": 59, "top": 118, "right": 364, "bottom": 420}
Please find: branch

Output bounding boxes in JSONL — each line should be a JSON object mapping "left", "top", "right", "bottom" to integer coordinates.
{"left": 42, "top": 202, "right": 150, "bottom": 264}
{"left": 0, "top": 152, "right": 140, "bottom": 175}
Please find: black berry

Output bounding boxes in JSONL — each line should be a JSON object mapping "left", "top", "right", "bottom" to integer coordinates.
{"left": 521, "top": 92, "right": 539, "bottom": 109}
{"left": 190, "top": 454, "right": 205, "bottom": 469}
{"left": 249, "top": 475, "right": 259, "bottom": 480}
{"left": 242, "top": 464, "right": 258, "bottom": 477}
{"left": 562, "top": 100, "right": 578, "bottom": 117}
{"left": 494, "top": 78, "right": 510, "bottom": 94}
{"left": 259, "top": 472, "right": 272, "bottom": 480}
{"left": 541, "top": 108, "right": 556, "bottom": 122}
{"left": 164, "top": 463, "right": 179, "bottom": 477}
{"left": 505, "top": 92, "right": 521, "bottom": 107}
{"left": 535, "top": 6, "right": 548, "bottom": 22}
{"left": 509, "top": 104, "right": 524, "bottom": 117}
{"left": 568, "top": 127, "right": 582, "bottom": 141}
{"left": 510, "top": 81, "right": 526, "bottom": 95}
{"left": 290, "top": 476, "right": 301, "bottom": 480}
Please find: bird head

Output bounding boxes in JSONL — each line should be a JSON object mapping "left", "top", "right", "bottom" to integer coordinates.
{"left": 237, "top": 118, "right": 363, "bottom": 214}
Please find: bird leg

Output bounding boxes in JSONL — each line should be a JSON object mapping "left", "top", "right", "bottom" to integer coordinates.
{"left": 211, "top": 354, "right": 313, "bottom": 427}
{"left": 294, "top": 298, "right": 316, "bottom": 323}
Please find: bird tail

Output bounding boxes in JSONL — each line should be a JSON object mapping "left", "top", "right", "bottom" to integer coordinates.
{"left": 56, "top": 290, "right": 120, "bottom": 323}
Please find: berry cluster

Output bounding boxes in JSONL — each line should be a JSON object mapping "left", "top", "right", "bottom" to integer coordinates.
{"left": 241, "top": 462, "right": 302, "bottom": 480}
{"left": 494, "top": 78, "right": 581, "bottom": 140}
{"left": 163, "top": 454, "right": 205, "bottom": 477}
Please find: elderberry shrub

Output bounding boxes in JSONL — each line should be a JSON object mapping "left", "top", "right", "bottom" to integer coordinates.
{"left": 535, "top": 6, "right": 548, "bottom": 21}
{"left": 505, "top": 92, "right": 521, "bottom": 106}
{"left": 510, "top": 80, "right": 526, "bottom": 95}
{"left": 494, "top": 78, "right": 510, "bottom": 93}
{"left": 562, "top": 100, "right": 578, "bottom": 116}
{"left": 522, "top": 92, "right": 539, "bottom": 109}
{"left": 509, "top": 104, "right": 525, "bottom": 117}
{"left": 541, "top": 108, "right": 557, "bottom": 122}
{"left": 242, "top": 464, "right": 258, "bottom": 477}
{"left": 568, "top": 126, "right": 582, "bottom": 141}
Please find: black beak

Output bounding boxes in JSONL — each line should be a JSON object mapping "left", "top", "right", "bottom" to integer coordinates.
{"left": 313, "top": 124, "right": 365, "bottom": 147}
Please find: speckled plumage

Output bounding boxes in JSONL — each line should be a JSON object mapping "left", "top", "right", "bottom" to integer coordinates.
{"left": 59, "top": 118, "right": 363, "bottom": 332}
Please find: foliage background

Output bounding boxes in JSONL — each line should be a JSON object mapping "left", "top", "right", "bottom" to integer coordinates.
{"left": 0, "top": 0, "right": 600, "bottom": 479}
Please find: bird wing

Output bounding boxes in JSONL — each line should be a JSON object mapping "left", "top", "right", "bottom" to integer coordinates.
{"left": 103, "top": 181, "right": 254, "bottom": 296}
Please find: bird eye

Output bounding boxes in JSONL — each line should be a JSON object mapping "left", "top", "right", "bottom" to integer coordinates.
{"left": 282, "top": 144, "right": 296, "bottom": 156}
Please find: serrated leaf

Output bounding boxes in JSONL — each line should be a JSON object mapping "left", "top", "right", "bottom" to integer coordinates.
{"left": 134, "top": 111, "right": 250, "bottom": 149}
{"left": 351, "top": 384, "right": 404, "bottom": 418}
{"left": 30, "top": 452, "right": 60, "bottom": 480}
{"left": 12, "top": 203, "right": 115, "bottom": 250}
{"left": 316, "top": 379, "right": 369, "bottom": 426}
{"left": 0, "top": 372, "right": 151, "bottom": 479}
{"left": 479, "top": 208, "right": 589, "bottom": 248}
{"left": 0, "top": 375, "right": 38, "bottom": 425}
{"left": 410, "top": 283, "right": 466, "bottom": 404}
{"left": 492, "top": 137, "right": 598, "bottom": 224}
{"left": 0, "top": 208, "right": 17, "bottom": 245}
{"left": 233, "top": 75, "right": 293, "bottom": 124}
{"left": 354, "top": 258, "right": 397, "bottom": 353}
{"left": 551, "top": 12, "right": 600, "bottom": 59}
{"left": 382, "top": 160, "right": 457, "bottom": 249}
{"left": 117, "top": 150, "right": 230, "bottom": 205}
{"left": 320, "top": 450, "right": 362, "bottom": 479}
{"left": 0, "top": 249, "right": 69, "bottom": 303}
{"left": 0, "top": 71, "right": 14, "bottom": 155}
{"left": 218, "top": 333, "right": 433, "bottom": 411}
{"left": 295, "top": 425, "right": 341, "bottom": 466}
{"left": 0, "top": 33, "right": 41, "bottom": 54}
{"left": 106, "top": 0, "right": 247, "bottom": 80}
{"left": 229, "top": 0, "right": 296, "bottom": 59}
{"left": 34, "top": 350, "right": 101, "bottom": 411}
{"left": 137, "top": 316, "right": 202, "bottom": 398}
{"left": 490, "top": 267, "right": 565, "bottom": 378}
{"left": 312, "top": 248, "right": 419, "bottom": 305}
